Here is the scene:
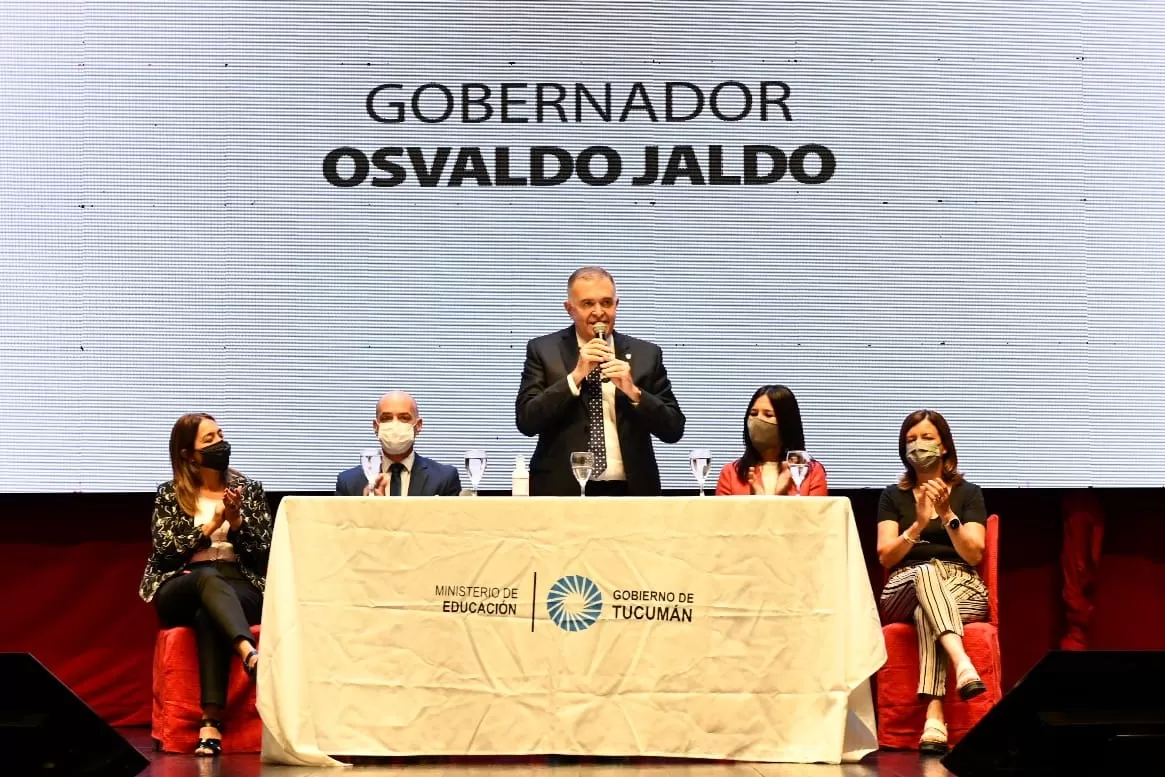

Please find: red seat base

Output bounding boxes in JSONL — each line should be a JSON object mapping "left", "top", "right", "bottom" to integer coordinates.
{"left": 876, "top": 621, "right": 1002, "bottom": 749}
{"left": 151, "top": 624, "right": 262, "bottom": 753}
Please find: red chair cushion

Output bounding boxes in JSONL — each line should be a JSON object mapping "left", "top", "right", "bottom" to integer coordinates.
{"left": 151, "top": 624, "right": 262, "bottom": 753}
{"left": 876, "top": 621, "right": 1002, "bottom": 749}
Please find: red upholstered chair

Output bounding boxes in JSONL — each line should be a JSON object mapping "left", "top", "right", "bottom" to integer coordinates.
{"left": 876, "top": 515, "right": 1001, "bottom": 749}
{"left": 151, "top": 624, "right": 262, "bottom": 753}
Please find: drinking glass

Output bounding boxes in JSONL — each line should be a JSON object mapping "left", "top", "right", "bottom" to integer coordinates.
{"left": 785, "top": 450, "right": 812, "bottom": 493}
{"left": 570, "top": 451, "right": 595, "bottom": 497}
{"left": 464, "top": 449, "right": 487, "bottom": 496}
{"left": 689, "top": 448, "right": 712, "bottom": 496}
{"left": 360, "top": 448, "right": 382, "bottom": 496}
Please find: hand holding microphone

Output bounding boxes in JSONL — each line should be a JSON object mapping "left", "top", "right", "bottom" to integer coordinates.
{"left": 573, "top": 322, "right": 614, "bottom": 383}
{"left": 592, "top": 323, "right": 639, "bottom": 400}
{"left": 592, "top": 322, "right": 613, "bottom": 382}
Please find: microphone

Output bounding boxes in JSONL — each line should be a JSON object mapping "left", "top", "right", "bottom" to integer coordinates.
{"left": 592, "top": 322, "right": 611, "bottom": 382}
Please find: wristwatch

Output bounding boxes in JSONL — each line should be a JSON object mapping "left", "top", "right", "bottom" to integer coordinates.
{"left": 944, "top": 514, "right": 962, "bottom": 530}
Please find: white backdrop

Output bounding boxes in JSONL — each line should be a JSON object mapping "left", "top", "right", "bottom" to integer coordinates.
{"left": 2, "top": 1, "right": 1163, "bottom": 492}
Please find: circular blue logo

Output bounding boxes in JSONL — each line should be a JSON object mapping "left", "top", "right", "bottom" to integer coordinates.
{"left": 547, "top": 575, "right": 603, "bottom": 632}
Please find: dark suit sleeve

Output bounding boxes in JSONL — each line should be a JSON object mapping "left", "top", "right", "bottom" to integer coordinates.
{"left": 335, "top": 468, "right": 364, "bottom": 496}
{"left": 440, "top": 466, "right": 462, "bottom": 496}
{"left": 515, "top": 338, "right": 579, "bottom": 437}
{"left": 626, "top": 345, "right": 685, "bottom": 443}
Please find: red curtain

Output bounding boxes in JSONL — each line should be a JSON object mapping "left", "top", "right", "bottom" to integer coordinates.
{"left": 1, "top": 538, "right": 156, "bottom": 725}
{"left": 1059, "top": 492, "right": 1105, "bottom": 650}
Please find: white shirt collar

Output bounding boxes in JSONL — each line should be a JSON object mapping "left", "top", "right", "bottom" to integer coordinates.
{"left": 383, "top": 450, "right": 416, "bottom": 473}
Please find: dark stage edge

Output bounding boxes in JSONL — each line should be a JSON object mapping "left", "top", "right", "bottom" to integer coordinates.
{"left": 118, "top": 727, "right": 951, "bottom": 777}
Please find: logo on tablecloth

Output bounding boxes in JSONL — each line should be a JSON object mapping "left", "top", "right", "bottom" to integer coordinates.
{"left": 547, "top": 575, "right": 603, "bottom": 632}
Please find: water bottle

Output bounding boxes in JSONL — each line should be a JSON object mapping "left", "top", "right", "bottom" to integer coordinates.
{"left": 511, "top": 455, "right": 530, "bottom": 497}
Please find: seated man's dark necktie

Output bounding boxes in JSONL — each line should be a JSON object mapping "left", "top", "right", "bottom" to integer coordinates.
{"left": 389, "top": 462, "right": 405, "bottom": 496}
{"left": 583, "top": 369, "right": 608, "bottom": 476}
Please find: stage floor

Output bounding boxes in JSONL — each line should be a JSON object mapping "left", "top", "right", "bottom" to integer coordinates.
{"left": 120, "top": 729, "right": 952, "bottom": 777}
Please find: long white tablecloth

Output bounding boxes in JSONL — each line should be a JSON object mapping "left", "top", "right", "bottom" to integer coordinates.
{"left": 257, "top": 496, "right": 886, "bottom": 766}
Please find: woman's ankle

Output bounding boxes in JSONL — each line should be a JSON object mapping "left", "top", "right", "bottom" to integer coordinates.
{"left": 195, "top": 716, "right": 223, "bottom": 756}
{"left": 954, "top": 657, "right": 979, "bottom": 677}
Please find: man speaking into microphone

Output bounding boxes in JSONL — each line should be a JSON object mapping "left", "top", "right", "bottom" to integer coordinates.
{"left": 516, "top": 266, "right": 685, "bottom": 496}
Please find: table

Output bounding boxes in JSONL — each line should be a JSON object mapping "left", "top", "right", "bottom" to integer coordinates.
{"left": 257, "top": 496, "right": 886, "bottom": 766}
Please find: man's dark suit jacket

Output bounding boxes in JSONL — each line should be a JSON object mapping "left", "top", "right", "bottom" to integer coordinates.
{"left": 515, "top": 326, "right": 685, "bottom": 496}
{"left": 335, "top": 454, "right": 462, "bottom": 496}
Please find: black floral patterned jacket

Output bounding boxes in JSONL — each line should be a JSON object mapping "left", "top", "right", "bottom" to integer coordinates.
{"left": 138, "top": 474, "right": 273, "bottom": 603}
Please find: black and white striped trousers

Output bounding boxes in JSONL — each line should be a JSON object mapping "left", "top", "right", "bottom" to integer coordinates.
{"left": 880, "top": 558, "right": 990, "bottom": 697}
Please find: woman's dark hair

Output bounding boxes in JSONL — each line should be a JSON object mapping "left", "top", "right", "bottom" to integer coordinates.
{"left": 897, "top": 409, "right": 964, "bottom": 490}
{"left": 734, "top": 384, "right": 807, "bottom": 482}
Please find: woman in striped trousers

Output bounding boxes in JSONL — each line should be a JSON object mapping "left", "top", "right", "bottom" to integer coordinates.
{"left": 876, "top": 409, "right": 990, "bottom": 755}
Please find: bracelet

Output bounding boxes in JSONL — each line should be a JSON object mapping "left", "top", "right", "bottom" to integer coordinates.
{"left": 901, "top": 531, "right": 921, "bottom": 545}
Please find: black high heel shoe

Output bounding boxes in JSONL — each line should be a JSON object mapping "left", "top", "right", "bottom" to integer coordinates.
{"left": 195, "top": 717, "right": 223, "bottom": 757}
{"left": 243, "top": 648, "right": 259, "bottom": 681}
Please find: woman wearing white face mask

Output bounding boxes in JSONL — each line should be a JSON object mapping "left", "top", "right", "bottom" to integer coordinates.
{"left": 876, "top": 409, "right": 989, "bottom": 756}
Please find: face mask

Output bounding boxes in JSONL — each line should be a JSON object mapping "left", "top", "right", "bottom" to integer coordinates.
{"left": 197, "top": 440, "right": 231, "bottom": 471}
{"left": 747, "top": 417, "right": 781, "bottom": 451}
{"left": 906, "top": 439, "right": 942, "bottom": 469}
{"left": 378, "top": 420, "right": 416, "bottom": 456}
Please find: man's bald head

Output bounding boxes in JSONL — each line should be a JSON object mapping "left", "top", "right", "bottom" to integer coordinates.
{"left": 373, "top": 390, "right": 422, "bottom": 435}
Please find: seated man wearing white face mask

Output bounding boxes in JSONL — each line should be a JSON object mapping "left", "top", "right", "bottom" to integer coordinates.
{"left": 335, "top": 391, "right": 462, "bottom": 497}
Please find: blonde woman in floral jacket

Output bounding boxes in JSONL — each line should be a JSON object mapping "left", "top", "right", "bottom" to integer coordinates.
{"left": 139, "top": 413, "right": 272, "bottom": 757}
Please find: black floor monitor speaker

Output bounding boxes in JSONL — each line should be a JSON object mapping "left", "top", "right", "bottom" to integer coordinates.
{"left": 0, "top": 653, "right": 149, "bottom": 777}
{"left": 943, "top": 650, "right": 1165, "bottom": 776}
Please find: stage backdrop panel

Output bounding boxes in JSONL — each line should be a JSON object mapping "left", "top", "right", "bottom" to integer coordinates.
{"left": 2, "top": 2, "right": 1163, "bottom": 491}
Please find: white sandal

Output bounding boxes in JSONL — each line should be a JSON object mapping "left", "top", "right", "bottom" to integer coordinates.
{"left": 956, "top": 660, "right": 987, "bottom": 700}
{"left": 919, "top": 718, "right": 948, "bottom": 755}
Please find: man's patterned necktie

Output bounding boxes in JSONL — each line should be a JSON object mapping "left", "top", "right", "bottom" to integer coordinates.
{"left": 583, "top": 368, "right": 607, "bottom": 476}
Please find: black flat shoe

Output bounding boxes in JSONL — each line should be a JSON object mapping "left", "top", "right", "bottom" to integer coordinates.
{"left": 919, "top": 719, "right": 948, "bottom": 756}
{"left": 195, "top": 718, "right": 222, "bottom": 757}
{"left": 955, "top": 662, "right": 987, "bottom": 700}
{"left": 958, "top": 678, "right": 987, "bottom": 700}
